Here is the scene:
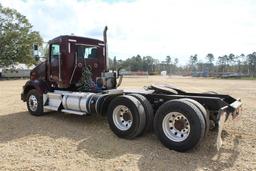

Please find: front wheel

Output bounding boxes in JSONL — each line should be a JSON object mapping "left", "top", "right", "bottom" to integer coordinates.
{"left": 26, "top": 89, "right": 44, "bottom": 116}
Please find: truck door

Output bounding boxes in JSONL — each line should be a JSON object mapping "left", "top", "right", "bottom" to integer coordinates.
{"left": 49, "top": 44, "right": 61, "bottom": 82}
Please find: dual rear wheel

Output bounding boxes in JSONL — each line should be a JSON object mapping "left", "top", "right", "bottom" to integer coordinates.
{"left": 108, "top": 96, "right": 208, "bottom": 152}
{"left": 107, "top": 94, "right": 154, "bottom": 139}
{"left": 153, "top": 99, "right": 207, "bottom": 152}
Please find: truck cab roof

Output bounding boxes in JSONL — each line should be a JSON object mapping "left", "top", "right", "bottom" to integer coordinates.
{"left": 48, "top": 35, "right": 105, "bottom": 46}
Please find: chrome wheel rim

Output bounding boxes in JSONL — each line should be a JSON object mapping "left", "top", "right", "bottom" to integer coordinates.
{"left": 112, "top": 105, "right": 133, "bottom": 131}
{"left": 162, "top": 112, "right": 190, "bottom": 142}
{"left": 28, "top": 95, "right": 38, "bottom": 112}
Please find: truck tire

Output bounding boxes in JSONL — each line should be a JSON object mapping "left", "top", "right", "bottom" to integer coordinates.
{"left": 129, "top": 94, "right": 154, "bottom": 134}
{"left": 178, "top": 98, "right": 210, "bottom": 136}
{"left": 153, "top": 100, "right": 205, "bottom": 152}
{"left": 26, "top": 89, "right": 44, "bottom": 116}
{"left": 107, "top": 95, "right": 146, "bottom": 139}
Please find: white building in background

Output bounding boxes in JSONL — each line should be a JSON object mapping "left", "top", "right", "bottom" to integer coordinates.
{"left": 0, "top": 63, "right": 34, "bottom": 78}
{"left": 161, "top": 71, "right": 167, "bottom": 76}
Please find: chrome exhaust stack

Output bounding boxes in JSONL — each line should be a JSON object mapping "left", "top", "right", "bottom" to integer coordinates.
{"left": 102, "top": 26, "right": 123, "bottom": 88}
{"left": 103, "top": 26, "right": 109, "bottom": 71}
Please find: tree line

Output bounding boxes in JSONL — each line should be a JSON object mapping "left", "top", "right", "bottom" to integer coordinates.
{"left": 109, "top": 52, "right": 256, "bottom": 77}
{"left": 188, "top": 53, "right": 256, "bottom": 77}
{"left": 109, "top": 55, "right": 180, "bottom": 75}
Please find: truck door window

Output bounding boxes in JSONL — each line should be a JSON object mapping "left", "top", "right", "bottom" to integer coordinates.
{"left": 50, "top": 44, "right": 60, "bottom": 60}
{"left": 77, "top": 45, "right": 97, "bottom": 59}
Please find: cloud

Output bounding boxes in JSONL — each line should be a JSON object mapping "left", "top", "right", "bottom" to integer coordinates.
{"left": 1, "top": 0, "right": 256, "bottom": 64}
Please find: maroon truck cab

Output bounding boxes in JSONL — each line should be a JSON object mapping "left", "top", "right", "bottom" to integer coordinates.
{"left": 43, "top": 35, "right": 106, "bottom": 87}
{"left": 22, "top": 32, "right": 109, "bottom": 101}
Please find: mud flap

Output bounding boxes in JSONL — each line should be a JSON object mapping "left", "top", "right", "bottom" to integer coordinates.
{"left": 216, "top": 99, "right": 242, "bottom": 150}
{"left": 216, "top": 109, "right": 226, "bottom": 150}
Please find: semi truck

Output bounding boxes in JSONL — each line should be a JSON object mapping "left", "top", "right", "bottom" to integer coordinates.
{"left": 21, "top": 27, "right": 242, "bottom": 152}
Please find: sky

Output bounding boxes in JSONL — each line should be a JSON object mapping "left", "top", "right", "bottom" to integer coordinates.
{"left": 0, "top": 0, "right": 256, "bottom": 65}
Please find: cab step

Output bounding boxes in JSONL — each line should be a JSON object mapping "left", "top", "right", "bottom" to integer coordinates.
{"left": 61, "top": 109, "right": 86, "bottom": 115}
{"left": 43, "top": 92, "right": 62, "bottom": 112}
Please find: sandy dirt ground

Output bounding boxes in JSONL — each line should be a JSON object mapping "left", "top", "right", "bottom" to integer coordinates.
{"left": 0, "top": 76, "right": 255, "bottom": 171}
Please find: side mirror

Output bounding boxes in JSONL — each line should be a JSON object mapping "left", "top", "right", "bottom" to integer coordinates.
{"left": 33, "top": 45, "right": 38, "bottom": 51}
{"left": 33, "top": 44, "right": 46, "bottom": 61}
{"left": 33, "top": 44, "right": 39, "bottom": 58}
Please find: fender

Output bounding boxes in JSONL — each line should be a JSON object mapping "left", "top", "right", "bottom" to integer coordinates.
{"left": 21, "top": 80, "right": 50, "bottom": 101}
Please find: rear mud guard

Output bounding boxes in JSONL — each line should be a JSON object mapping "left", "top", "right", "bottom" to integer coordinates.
{"left": 216, "top": 99, "right": 242, "bottom": 150}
